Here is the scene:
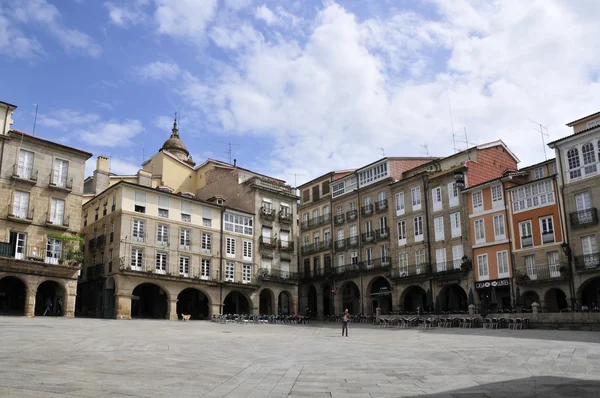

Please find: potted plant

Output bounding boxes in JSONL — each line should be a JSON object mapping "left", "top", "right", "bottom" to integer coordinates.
{"left": 48, "top": 233, "right": 84, "bottom": 266}
{"left": 559, "top": 265, "right": 567, "bottom": 275}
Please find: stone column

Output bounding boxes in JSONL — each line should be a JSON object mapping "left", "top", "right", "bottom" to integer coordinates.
{"left": 468, "top": 304, "right": 475, "bottom": 315}
{"left": 64, "top": 294, "right": 77, "bottom": 318}
{"left": 168, "top": 299, "right": 178, "bottom": 321}
{"left": 115, "top": 294, "right": 132, "bottom": 320}
{"left": 25, "top": 289, "right": 36, "bottom": 317}
{"left": 210, "top": 303, "right": 222, "bottom": 320}
{"left": 316, "top": 292, "right": 324, "bottom": 319}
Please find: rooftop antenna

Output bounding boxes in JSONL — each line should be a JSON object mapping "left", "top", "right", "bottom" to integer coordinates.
{"left": 528, "top": 119, "right": 549, "bottom": 161}
{"left": 446, "top": 91, "right": 457, "bottom": 153}
{"left": 32, "top": 104, "right": 38, "bottom": 136}
{"left": 378, "top": 147, "right": 386, "bottom": 157}
{"left": 287, "top": 173, "right": 306, "bottom": 188}
{"left": 225, "top": 142, "right": 240, "bottom": 164}
{"left": 421, "top": 144, "right": 429, "bottom": 157}
{"left": 454, "top": 127, "right": 476, "bottom": 160}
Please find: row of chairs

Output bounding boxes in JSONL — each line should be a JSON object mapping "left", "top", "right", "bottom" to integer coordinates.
{"left": 483, "top": 317, "right": 529, "bottom": 329}
{"left": 215, "top": 314, "right": 312, "bottom": 324}
{"left": 326, "top": 314, "right": 375, "bottom": 323}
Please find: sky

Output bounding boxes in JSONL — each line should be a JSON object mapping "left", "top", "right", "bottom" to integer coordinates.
{"left": 2, "top": 0, "right": 600, "bottom": 186}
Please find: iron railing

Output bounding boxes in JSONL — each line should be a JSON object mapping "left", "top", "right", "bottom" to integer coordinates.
{"left": 45, "top": 213, "right": 70, "bottom": 228}
{"left": 346, "top": 209, "right": 358, "bottom": 221}
{"left": 278, "top": 240, "right": 294, "bottom": 252}
{"left": 334, "top": 214, "right": 345, "bottom": 226}
{"left": 361, "top": 204, "right": 374, "bottom": 216}
{"left": 375, "top": 199, "right": 388, "bottom": 213}
{"left": 259, "top": 236, "right": 277, "bottom": 249}
{"left": 515, "top": 263, "right": 566, "bottom": 282}
{"left": 260, "top": 207, "right": 276, "bottom": 221}
{"left": 96, "top": 234, "right": 106, "bottom": 248}
{"left": 346, "top": 236, "right": 359, "bottom": 248}
{"left": 49, "top": 173, "right": 73, "bottom": 190}
{"left": 119, "top": 257, "right": 221, "bottom": 281}
{"left": 542, "top": 232, "right": 555, "bottom": 244}
{"left": 12, "top": 164, "right": 38, "bottom": 182}
{"left": 521, "top": 236, "right": 533, "bottom": 248}
{"left": 334, "top": 239, "right": 346, "bottom": 251}
{"left": 257, "top": 268, "right": 298, "bottom": 282}
{"left": 574, "top": 254, "right": 600, "bottom": 271}
{"left": 375, "top": 227, "right": 390, "bottom": 241}
{"left": 7, "top": 205, "right": 34, "bottom": 222}
{"left": 390, "top": 263, "right": 430, "bottom": 279}
{"left": 570, "top": 208, "right": 598, "bottom": 228}
{"left": 278, "top": 211, "right": 293, "bottom": 223}
{"left": 433, "top": 260, "right": 463, "bottom": 274}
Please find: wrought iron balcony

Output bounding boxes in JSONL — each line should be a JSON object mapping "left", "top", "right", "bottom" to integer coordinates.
{"left": 301, "top": 240, "right": 331, "bottom": 254}
{"left": 361, "top": 204, "right": 374, "bottom": 216}
{"left": 346, "top": 236, "right": 359, "bottom": 248}
{"left": 88, "top": 239, "right": 96, "bottom": 251}
{"left": 257, "top": 268, "right": 298, "bottom": 283}
{"left": 375, "top": 199, "right": 388, "bottom": 213}
{"left": 259, "top": 235, "right": 277, "bottom": 249}
{"left": 96, "top": 234, "right": 106, "bottom": 248}
{"left": 11, "top": 164, "right": 38, "bottom": 184}
{"left": 346, "top": 209, "right": 358, "bottom": 221}
{"left": 334, "top": 213, "right": 345, "bottom": 226}
{"left": 86, "top": 263, "right": 105, "bottom": 279}
{"left": 299, "top": 265, "right": 333, "bottom": 281}
{"left": 334, "top": 238, "right": 346, "bottom": 251}
{"left": 521, "top": 235, "right": 533, "bottom": 248}
{"left": 278, "top": 210, "right": 293, "bottom": 224}
{"left": 49, "top": 173, "right": 73, "bottom": 191}
{"left": 574, "top": 254, "right": 600, "bottom": 272}
{"left": 362, "top": 256, "right": 392, "bottom": 271}
{"left": 278, "top": 240, "right": 294, "bottom": 252}
{"left": 390, "top": 263, "right": 430, "bottom": 280}
{"left": 45, "top": 213, "right": 70, "bottom": 229}
{"left": 7, "top": 205, "right": 34, "bottom": 223}
{"left": 570, "top": 208, "right": 598, "bottom": 228}
{"left": 361, "top": 231, "right": 375, "bottom": 244}
{"left": 375, "top": 227, "right": 390, "bottom": 241}
{"left": 260, "top": 206, "right": 276, "bottom": 221}
{"left": 515, "top": 263, "right": 567, "bottom": 283}
{"left": 432, "top": 260, "right": 464, "bottom": 276}
{"left": 542, "top": 232, "right": 555, "bottom": 244}
{"left": 333, "top": 262, "right": 362, "bottom": 277}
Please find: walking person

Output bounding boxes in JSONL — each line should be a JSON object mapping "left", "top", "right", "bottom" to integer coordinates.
{"left": 43, "top": 297, "right": 52, "bottom": 316}
{"left": 56, "top": 297, "right": 63, "bottom": 316}
{"left": 342, "top": 309, "right": 350, "bottom": 337}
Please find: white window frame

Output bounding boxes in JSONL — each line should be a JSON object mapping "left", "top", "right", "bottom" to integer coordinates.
{"left": 201, "top": 259, "right": 211, "bottom": 280}
{"left": 131, "top": 247, "right": 143, "bottom": 271}
{"left": 243, "top": 240, "right": 252, "bottom": 260}
{"left": 155, "top": 252, "right": 167, "bottom": 274}
{"left": 223, "top": 213, "right": 253, "bottom": 235}
{"left": 472, "top": 191, "right": 483, "bottom": 213}
{"left": 180, "top": 228, "right": 191, "bottom": 250}
{"left": 491, "top": 185, "right": 503, "bottom": 209}
{"left": 395, "top": 192, "right": 405, "bottom": 216}
{"left": 181, "top": 201, "right": 192, "bottom": 222}
{"left": 52, "top": 158, "right": 69, "bottom": 188}
{"left": 448, "top": 182, "right": 459, "bottom": 208}
{"left": 534, "top": 167, "right": 544, "bottom": 180}
{"left": 397, "top": 220, "right": 406, "bottom": 245}
{"left": 13, "top": 191, "right": 30, "bottom": 219}
{"left": 225, "top": 262, "right": 235, "bottom": 282}
{"left": 474, "top": 218, "right": 485, "bottom": 244}
{"left": 158, "top": 195, "right": 169, "bottom": 218}
{"left": 201, "top": 232, "right": 211, "bottom": 253}
{"left": 497, "top": 250, "right": 509, "bottom": 278}
{"left": 432, "top": 187, "right": 442, "bottom": 212}
{"left": 226, "top": 237, "right": 236, "bottom": 258}
{"left": 477, "top": 254, "right": 489, "bottom": 281}
{"left": 398, "top": 252, "right": 408, "bottom": 275}
{"left": 411, "top": 187, "right": 421, "bottom": 211}
{"left": 45, "top": 237, "right": 62, "bottom": 265}
{"left": 510, "top": 180, "right": 555, "bottom": 213}
{"left": 132, "top": 220, "right": 145, "bottom": 242}
{"left": 493, "top": 213, "right": 506, "bottom": 241}
{"left": 519, "top": 220, "right": 533, "bottom": 248}
{"left": 435, "top": 248, "right": 446, "bottom": 272}
{"left": 17, "top": 149, "right": 34, "bottom": 179}
{"left": 157, "top": 224, "right": 169, "bottom": 245}
{"left": 413, "top": 216, "right": 423, "bottom": 242}
{"left": 540, "top": 216, "right": 555, "bottom": 244}
{"left": 179, "top": 256, "right": 190, "bottom": 277}
{"left": 451, "top": 245, "right": 463, "bottom": 269}
{"left": 434, "top": 216, "right": 444, "bottom": 242}
{"left": 242, "top": 263, "right": 251, "bottom": 284}
{"left": 450, "top": 212, "right": 461, "bottom": 238}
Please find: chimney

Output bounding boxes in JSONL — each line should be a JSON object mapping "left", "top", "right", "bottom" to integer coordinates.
{"left": 91, "top": 155, "right": 110, "bottom": 195}
{"left": 233, "top": 159, "right": 237, "bottom": 167}
{"left": 96, "top": 156, "right": 110, "bottom": 173}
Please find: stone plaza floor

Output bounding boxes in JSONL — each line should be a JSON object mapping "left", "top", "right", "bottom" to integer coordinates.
{"left": 1, "top": 318, "right": 600, "bottom": 397}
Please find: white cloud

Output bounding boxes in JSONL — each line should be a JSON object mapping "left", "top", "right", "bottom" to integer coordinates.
{"left": 255, "top": 4, "right": 279, "bottom": 25}
{"left": 154, "top": 0, "right": 218, "bottom": 40}
{"left": 171, "top": 1, "right": 600, "bottom": 184}
{"left": 37, "top": 109, "right": 101, "bottom": 129}
{"left": 224, "top": 0, "right": 253, "bottom": 11}
{"left": 135, "top": 61, "right": 181, "bottom": 81}
{"left": 79, "top": 120, "right": 145, "bottom": 148}
{"left": 104, "top": 1, "right": 149, "bottom": 27}
{"left": 85, "top": 156, "right": 140, "bottom": 178}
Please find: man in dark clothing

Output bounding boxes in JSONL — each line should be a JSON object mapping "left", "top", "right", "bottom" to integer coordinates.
{"left": 342, "top": 309, "right": 350, "bottom": 337}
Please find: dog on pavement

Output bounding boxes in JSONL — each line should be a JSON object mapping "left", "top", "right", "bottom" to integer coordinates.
{"left": 181, "top": 314, "right": 191, "bottom": 321}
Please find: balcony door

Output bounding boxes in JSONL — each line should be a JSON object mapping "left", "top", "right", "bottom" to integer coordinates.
{"left": 575, "top": 192, "right": 592, "bottom": 223}
{"left": 50, "top": 199, "right": 65, "bottom": 225}
{"left": 547, "top": 251, "right": 560, "bottom": 278}
{"left": 13, "top": 191, "right": 29, "bottom": 219}
{"left": 525, "top": 255, "right": 537, "bottom": 280}
{"left": 581, "top": 235, "right": 598, "bottom": 268}
{"left": 53, "top": 159, "right": 69, "bottom": 187}
{"left": 9, "top": 232, "right": 26, "bottom": 260}
{"left": 18, "top": 149, "right": 34, "bottom": 179}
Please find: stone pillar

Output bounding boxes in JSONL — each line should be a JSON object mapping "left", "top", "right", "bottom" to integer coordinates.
{"left": 375, "top": 307, "right": 381, "bottom": 324}
{"left": 468, "top": 304, "right": 475, "bottom": 315}
{"left": 64, "top": 294, "right": 76, "bottom": 318}
{"left": 317, "top": 292, "right": 324, "bottom": 319}
{"left": 25, "top": 289, "right": 36, "bottom": 317}
{"left": 210, "top": 303, "right": 222, "bottom": 320}
{"left": 532, "top": 302, "right": 539, "bottom": 314}
{"left": 168, "top": 299, "right": 178, "bottom": 321}
{"left": 115, "top": 294, "right": 132, "bottom": 320}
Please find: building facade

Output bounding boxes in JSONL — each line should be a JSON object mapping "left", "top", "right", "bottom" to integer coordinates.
{"left": 0, "top": 100, "right": 91, "bottom": 317}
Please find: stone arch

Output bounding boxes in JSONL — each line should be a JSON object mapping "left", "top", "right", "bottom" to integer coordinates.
{"left": 177, "top": 288, "right": 211, "bottom": 320}
{"left": 35, "top": 279, "right": 67, "bottom": 316}
{"left": 259, "top": 288, "right": 275, "bottom": 315}
{"left": 438, "top": 284, "right": 468, "bottom": 312}
{"left": 131, "top": 282, "right": 169, "bottom": 319}
{"left": 366, "top": 276, "right": 393, "bottom": 314}
{"left": 223, "top": 290, "right": 252, "bottom": 314}
{"left": 400, "top": 285, "right": 427, "bottom": 313}
{"left": 339, "top": 280, "right": 360, "bottom": 314}
{"left": 277, "top": 290, "right": 293, "bottom": 315}
{"left": 577, "top": 276, "right": 600, "bottom": 307}
{"left": 521, "top": 290, "right": 540, "bottom": 310}
{"left": 544, "top": 288, "right": 568, "bottom": 312}
{"left": 0, "top": 275, "right": 28, "bottom": 315}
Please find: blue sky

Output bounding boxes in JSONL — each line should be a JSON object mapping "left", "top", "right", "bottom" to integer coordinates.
{"left": 2, "top": 0, "right": 600, "bottom": 185}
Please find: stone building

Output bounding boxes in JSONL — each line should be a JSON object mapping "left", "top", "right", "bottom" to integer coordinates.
{"left": 0, "top": 100, "right": 91, "bottom": 317}
{"left": 549, "top": 111, "right": 600, "bottom": 309}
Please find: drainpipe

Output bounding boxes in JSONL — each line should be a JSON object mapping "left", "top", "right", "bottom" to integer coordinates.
{"left": 422, "top": 174, "right": 433, "bottom": 310}
{"left": 501, "top": 179, "right": 516, "bottom": 309}
{"left": 556, "top": 154, "right": 576, "bottom": 310}
{"left": 0, "top": 106, "right": 10, "bottom": 176}
{"left": 219, "top": 205, "right": 226, "bottom": 315}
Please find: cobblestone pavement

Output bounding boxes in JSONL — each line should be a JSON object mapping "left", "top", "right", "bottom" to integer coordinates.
{"left": 1, "top": 318, "right": 600, "bottom": 397}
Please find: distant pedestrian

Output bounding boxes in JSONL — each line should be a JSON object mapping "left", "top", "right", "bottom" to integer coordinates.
{"left": 342, "top": 309, "right": 350, "bottom": 337}
{"left": 43, "top": 298, "right": 52, "bottom": 316}
{"left": 56, "top": 297, "right": 63, "bottom": 316}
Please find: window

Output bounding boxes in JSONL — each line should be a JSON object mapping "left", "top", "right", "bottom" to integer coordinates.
{"left": 157, "top": 224, "right": 168, "bottom": 245}
{"left": 112, "top": 195, "right": 116, "bottom": 212}
{"left": 540, "top": 216, "right": 554, "bottom": 244}
{"left": 395, "top": 192, "right": 405, "bottom": 215}
{"left": 525, "top": 255, "right": 537, "bottom": 280}
{"left": 434, "top": 217, "right": 444, "bottom": 241}
{"left": 435, "top": 248, "right": 446, "bottom": 272}
{"left": 131, "top": 247, "right": 143, "bottom": 271}
{"left": 180, "top": 228, "right": 191, "bottom": 249}
{"left": 548, "top": 251, "right": 560, "bottom": 277}
{"left": 477, "top": 254, "right": 489, "bottom": 280}
{"left": 52, "top": 158, "right": 69, "bottom": 187}
{"left": 358, "top": 162, "right": 388, "bottom": 186}
{"left": 472, "top": 191, "right": 483, "bottom": 212}
{"left": 336, "top": 206, "right": 343, "bottom": 216}
{"left": 411, "top": 187, "right": 421, "bottom": 210}
{"left": 262, "top": 200, "right": 272, "bottom": 213}
{"left": 567, "top": 147, "right": 581, "bottom": 179}
{"left": 103, "top": 202, "right": 107, "bottom": 216}
{"left": 181, "top": 201, "right": 192, "bottom": 222}
{"left": 132, "top": 220, "right": 144, "bottom": 242}
{"left": 323, "top": 229, "right": 331, "bottom": 245}
{"left": 497, "top": 251, "right": 509, "bottom": 278}
{"left": 351, "top": 251, "right": 358, "bottom": 264}
{"left": 448, "top": 182, "right": 459, "bottom": 207}
{"left": 95, "top": 208, "right": 99, "bottom": 220}
{"left": 452, "top": 245, "right": 463, "bottom": 269}
{"left": 155, "top": 252, "right": 167, "bottom": 274}
{"left": 378, "top": 191, "right": 386, "bottom": 202}
{"left": 17, "top": 149, "right": 34, "bottom": 179}
{"left": 534, "top": 167, "right": 544, "bottom": 180}
{"left": 243, "top": 240, "right": 252, "bottom": 260}
{"left": 84, "top": 214, "right": 87, "bottom": 227}
{"left": 156, "top": 195, "right": 169, "bottom": 217}
{"left": 397, "top": 220, "right": 406, "bottom": 244}
{"left": 332, "top": 181, "right": 345, "bottom": 197}
{"left": 365, "top": 247, "right": 374, "bottom": 266}
{"left": 313, "top": 231, "right": 320, "bottom": 244}
{"left": 582, "top": 142, "right": 597, "bottom": 175}
{"left": 364, "top": 222, "right": 372, "bottom": 238}
{"left": 312, "top": 209, "right": 319, "bottom": 220}
{"left": 108, "top": 248, "right": 113, "bottom": 272}
{"left": 226, "top": 237, "right": 236, "bottom": 257}
{"left": 398, "top": 252, "right": 408, "bottom": 275}
{"left": 262, "top": 257, "right": 272, "bottom": 271}
{"left": 134, "top": 190, "right": 146, "bottom": 213}
{"left": 179, "top": 256, "right": 190, "bottom": 277}
{"left": 415, "top": 249, "right": 426, "bottom": 267}
{"left": 280, "top": 203, "right": 290, "bottom": 217}
{"left": 280, "top": 231, "right": 290, "bottom": 249}
{"left": 201, "top": 259, "right": 211, "bottom": 280}
{"left": 493, "top": 214, "right": 505, "bottom": 240}
{"left": 202, "top": 207, "right": 212, "bottom": 227}
{"left": 432, "top": 187, "right": 442, "bottom": 211}
{"left": 110, "top": 221, "right": 114, "bottom": 242}
{"left": 581, "top": 235, "right": 598, "bottom": 269}
{"left": 511, "top": 180, "right": 555, "bottom": 212}
{"left": 413, "top": 216, "right": 423, "bottom": 241}
{"left": 12, "top": 191, "right": 30, "bottom": 219}
{"left": 519, "top": 221, "right": 533, "bottom": 248}
{"left": 450, "top": 212, "right": 461, "bottom": 238}
{"left": 322, "top": 181, "right": 330, "bottom": 195}
{"left": 50, "top": 198, "right": 65, "bottom": 225}
{"left": 280, "top": 260, "right": 290, "bottom": 278}
{"left": 225, "top": 262, "right": 235, "bottom": 282}
{"left": 349, "top": 201, "right": 356, "bottom": 211}
{"left": 379, "top": 216, "right": 388, "bottom": 231}
{"left": 380, "top": 244, "right": 389, "bottom": 259}
{"left": 223, "top": 213, "right": 253, "bottom": 235}
{"left": 491, "top": 185, "right": 503, "bottom": 208}
{"left": 45, "top": 238, "right": 62, "bottom": 265}
{"left": 242, "top": 263, "right": 251, "bottom": 283}
{"left": 337, "top": 254, "right": 345, "bottom": 267}
{"left": 474, "top": 218, "right": 485, "bottom": 244}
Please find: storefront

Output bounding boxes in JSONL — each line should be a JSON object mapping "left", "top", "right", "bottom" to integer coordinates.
{"left": 475, "top": 278, "right": 511, "bottom": 311}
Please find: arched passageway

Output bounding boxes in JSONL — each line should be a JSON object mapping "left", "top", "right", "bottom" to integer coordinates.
{"left": 35, "top": 280, "right": 65, "bottom": 316}
{"left": 307, "top": 285, "right": 317, "bottom": 317}
{"left": 131, "top": 283, "right": 168, "bottom": 319}
{"left": 223, "top": 291, "right": 250, "bottom": 314}
{"left": 177, "top": 288, "right": 210, "bottom": 320}
{"left": 103, "top": 278, "right": 116, "bottom": 319}
{"left": 544, "top": 288, "right": 568, "bottom": 312}
{"left": 402, "top": 286, "right": 427, "bottom": 313}
{"left": 278, "top": 291, "right": 292, "bottom": 315}
{"left": 369, "top": 277, "right": 392, "bottom": 314}
{"left": 341, "top": 281, "right": 360, "bottom": 314}
{"left": 323, "top": 283, "right": 333, "bottom": 316}
{"left": 259, "top": 289, "right": 274, "bottom": 315}
{"left": 0, "top": 276, "right": 26, "bottom": 315}
{"left": 522, "top": 291, "right": 540, "bottom": 310}
{"left": 438, "top": 284, "right": 468, "bottom": 312}
{"left": 580, "top": 277, "right": 600, "bottom": 307}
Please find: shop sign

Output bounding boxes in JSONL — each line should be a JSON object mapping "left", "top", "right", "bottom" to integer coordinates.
{"left": 475, "top": 279, "right": 510, "bottom": 290}
{"left": 436, "top": 279, "right": 460, "bottom": 287}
